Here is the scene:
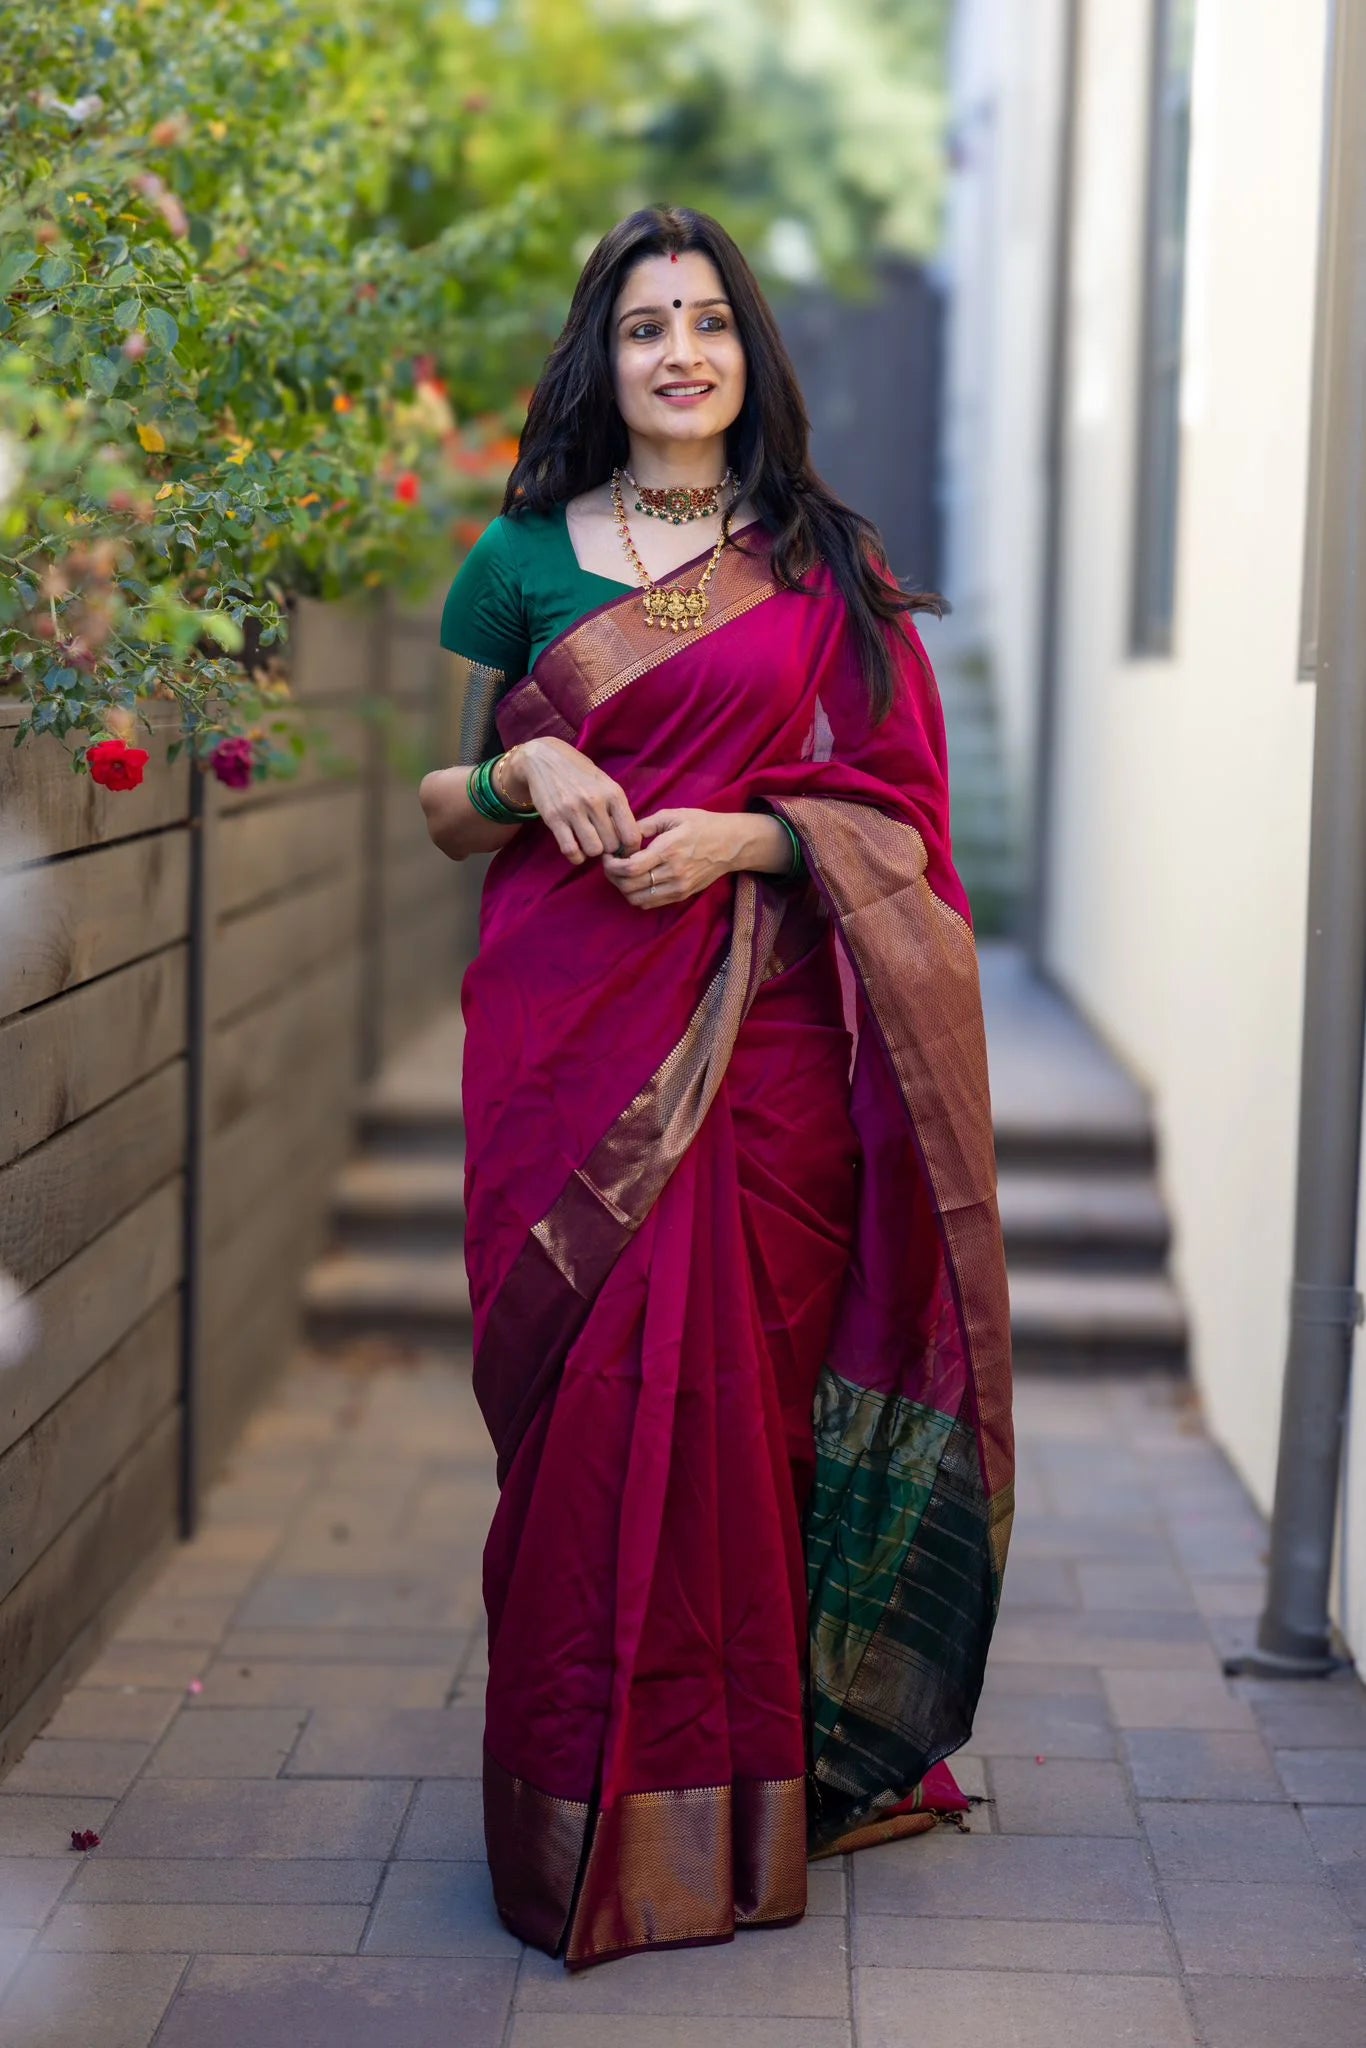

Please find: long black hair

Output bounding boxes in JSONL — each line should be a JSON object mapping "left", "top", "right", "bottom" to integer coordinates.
{"left": 502, "top": 205, "right": 943, "bottom": 721}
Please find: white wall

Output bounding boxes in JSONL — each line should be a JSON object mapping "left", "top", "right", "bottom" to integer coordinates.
{"left": 941, "top": 0, "right": 1067, "bottom": 806}
{"left": 1044, "top": 0, "right": 1327, "bottom": 1517}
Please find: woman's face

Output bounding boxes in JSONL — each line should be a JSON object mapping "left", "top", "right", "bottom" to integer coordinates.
{"left": 610, "top": 250, "right": 747, "bottom": 453}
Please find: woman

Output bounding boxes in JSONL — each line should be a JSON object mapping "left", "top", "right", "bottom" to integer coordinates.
{"left": 419, "top": 205, "right": 1013, "bottom": 1972}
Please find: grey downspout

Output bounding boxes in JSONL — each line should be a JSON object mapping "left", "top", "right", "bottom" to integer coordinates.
{"left": 1232, "top": 0, "right": 1366, "bottom": 1679}
{"left": 1023, "top": 0, "right": 1083, "bottom": 965}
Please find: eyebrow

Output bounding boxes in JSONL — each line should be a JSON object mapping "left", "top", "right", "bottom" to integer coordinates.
{"left": 616, "top": 297, "right": 731, "bottom": 325}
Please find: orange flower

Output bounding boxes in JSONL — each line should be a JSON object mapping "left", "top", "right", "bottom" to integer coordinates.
{"left": 332, "top": 393, "right": 353, "bottom": 414}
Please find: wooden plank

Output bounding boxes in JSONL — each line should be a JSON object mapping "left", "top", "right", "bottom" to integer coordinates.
{"left": 199, "top": 1264, "right": 304, "bottom": 1480}
{"left": 383, "top": 778, "right": 436, "bottom": 858}
{"left": 0, "top": 1408, "right": 178, "bottom": 1735}
{"left": 215, "top": 784, "right": 365, "bottom": 920}
{"left": 213, "top": 707, "right": 370, "bottom": 816}
{"left": 288, "top": 595, "right": 380, "bottom": 701}
{"left": 0, "top": 1514, "right": 175, "bottom": 1774}
{"left": 0, "top": 1289, "right": 179, "bottom": 1604}
{"left": 0, "top": 703, "right": 189, "bottom": 863}
{"left": 201, "top": 1025, "right": 357, "bottom": 1245}
{"left": 0, "top": 830, "right": 189, "bottom": 1020}
{"left": 209, "top": 871, "right": 361, "bottom": 1025}
{"left": 201, "top": 1166, "right": 343, "bottom": 1345}
{"left": 0, "top": 1179, "right": 183, "bottom": 1461}
{"left": 0, "top": 946, "right": 186, "bottom": 1171}
{"left": 383, "top": 838, "right": 454, "bottom": 925}
{"left": 206, "top": 949, "right": 361, "bottom": 1137}
{"left": 0, "top": 1061, "right": 185, "bottom": 1291}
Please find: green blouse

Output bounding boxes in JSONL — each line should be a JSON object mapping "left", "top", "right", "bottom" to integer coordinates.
{"left": 439, "top": 505, "right": 631, "bottom": 681}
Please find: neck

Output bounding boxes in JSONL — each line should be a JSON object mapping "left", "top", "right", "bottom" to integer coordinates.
{"left": 623, "top": 433, "right": 729, "bottom": 489}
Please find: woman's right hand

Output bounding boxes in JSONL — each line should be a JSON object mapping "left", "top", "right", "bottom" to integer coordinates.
{"left": 501, "top": 737, "right": 643, "bottom": 864}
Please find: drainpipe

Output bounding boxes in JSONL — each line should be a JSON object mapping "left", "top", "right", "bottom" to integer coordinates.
{"left": 1023, "top": 0, "right": 1083, "bottom": 965}
{"left": 1235, "top": 0, "right": 1366, "bottom": 1679}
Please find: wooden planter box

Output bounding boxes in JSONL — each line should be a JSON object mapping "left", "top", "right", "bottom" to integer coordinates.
{"left": 0, "top": 593, "right": 472, "bottom": 1769}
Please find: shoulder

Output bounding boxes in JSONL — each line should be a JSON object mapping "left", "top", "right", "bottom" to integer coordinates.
{"left": 440, "top": 517, "right": 526, "bottom": 663}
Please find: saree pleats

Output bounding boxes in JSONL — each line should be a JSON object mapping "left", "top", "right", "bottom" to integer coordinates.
{"left": 479, "top": 932, "right": 855, "bottom": 1965}
{"left": 463, "top": 531, "right": 1014, "bottom": 1965}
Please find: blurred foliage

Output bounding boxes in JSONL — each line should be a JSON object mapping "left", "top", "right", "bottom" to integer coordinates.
{"left": 632, "top": 0, "right": 952, "bottom": 286}
{"left": 0, "top": 0, "right": 651, "bottom": 769}
{"left": 0, "top": 0, "right": 949, "bottom": 775}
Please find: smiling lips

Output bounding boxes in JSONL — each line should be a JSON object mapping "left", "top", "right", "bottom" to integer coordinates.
{"left": 655, "top": 382, "right": 714, "bottom": 403}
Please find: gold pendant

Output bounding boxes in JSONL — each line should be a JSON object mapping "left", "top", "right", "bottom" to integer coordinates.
{"left": 643, "top": 584, "right": 709, "bottom": 632}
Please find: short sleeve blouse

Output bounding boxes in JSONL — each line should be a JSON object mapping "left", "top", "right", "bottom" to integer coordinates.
{"left": 439, "top": 508, "right": 631, "bottom": 681}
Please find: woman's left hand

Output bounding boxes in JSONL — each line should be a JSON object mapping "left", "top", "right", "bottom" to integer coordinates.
{"left": 602, "top": 808, "right": 746, "bottom": 908}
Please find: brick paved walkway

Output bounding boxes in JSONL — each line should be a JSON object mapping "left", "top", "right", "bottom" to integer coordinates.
{"left": 1, "top": 1354, "right": 1364, "bottom": 2047}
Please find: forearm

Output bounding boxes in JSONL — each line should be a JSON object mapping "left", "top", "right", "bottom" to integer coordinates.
{"left": 731, "top": 810, "right": 799, "bottom": 877}
{"left": 418, "top": 765, "right": 522, "bottom": 861}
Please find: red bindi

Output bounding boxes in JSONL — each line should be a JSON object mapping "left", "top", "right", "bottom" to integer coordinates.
{"left": 669, "top": 251, "right": 679, "bottom": 263}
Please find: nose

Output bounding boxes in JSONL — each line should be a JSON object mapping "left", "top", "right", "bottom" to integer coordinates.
{"left": 661, "top": 318, "right": 704, "bottom": 373}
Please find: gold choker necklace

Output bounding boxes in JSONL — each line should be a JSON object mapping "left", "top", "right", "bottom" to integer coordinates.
{"left": 621, "top": 465, "right": 735, "bottom": 525}
{"left": 610, "top": 468, "right": 735, "bottom": 632}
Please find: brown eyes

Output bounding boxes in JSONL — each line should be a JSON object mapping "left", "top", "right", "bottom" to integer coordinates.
{"left": 627, "top": 316, "right": 728, "bottom": 342}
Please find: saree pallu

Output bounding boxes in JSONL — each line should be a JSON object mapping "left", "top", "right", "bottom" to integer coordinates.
{"left": 462, "top": 526, "right": 1014, "bottom": 1970}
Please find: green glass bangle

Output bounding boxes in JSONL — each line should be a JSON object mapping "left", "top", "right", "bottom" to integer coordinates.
{"left": 777, "top": 815, "right": 805, "bottom": 879}
{"left": 467, "top": 753, "right": 537, "bottom": 825}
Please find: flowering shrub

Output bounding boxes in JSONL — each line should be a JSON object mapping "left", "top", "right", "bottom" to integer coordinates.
{"left": 0, "top": 0, "right": 653, "bottom": 777}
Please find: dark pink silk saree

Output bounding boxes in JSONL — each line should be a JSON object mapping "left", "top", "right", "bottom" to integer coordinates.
{"left": 461, "top": 525, "right": 1014, "bottom": 1969}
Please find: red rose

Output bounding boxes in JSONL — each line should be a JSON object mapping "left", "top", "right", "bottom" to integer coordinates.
{"left": 394, "top": 471, "right": 420, "bottom": 505}
{"left": 86, "top": 738, "right": 150, "bottom": 790}
{"left": 210, "top": 736, "right": 255, "bottom": 789}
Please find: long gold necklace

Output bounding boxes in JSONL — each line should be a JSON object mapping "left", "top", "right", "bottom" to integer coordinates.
{"left": 610, "top": 467, "right": 734, "bottom": 633}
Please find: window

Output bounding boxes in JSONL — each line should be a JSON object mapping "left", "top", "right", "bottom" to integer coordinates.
{"left": 1131, "top": 0, "right": 1197, "bottom": 656}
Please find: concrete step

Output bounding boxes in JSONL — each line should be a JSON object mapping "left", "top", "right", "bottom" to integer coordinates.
{"left": 1009, "top": 1267, "right": 1187, "bottom": 1372}
{"left": 302, "top": 1248, "right": 471, "bottom": 1347}
{"left": 356, "top": 1098, "right": 464, "bottom": 1158}
{"left": 994, "top": 1107, "right": 1156, "bottom": 1174}
{"left": 332, "top": 1155, "right": 465, "bottom": 1250}
{"left": 999, "top": 1168, "right": 1169, "bottom": 1270}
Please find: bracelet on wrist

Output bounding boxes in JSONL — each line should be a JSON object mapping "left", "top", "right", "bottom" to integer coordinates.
{"left": 466, "top": 752, "right": 538, "bottom": 826}
{"left": 775, "top": 814, "right": 805, "bottom": 881}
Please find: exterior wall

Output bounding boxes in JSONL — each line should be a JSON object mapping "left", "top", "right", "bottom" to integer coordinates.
{"left": 0, "top": 601, "right": 469, "bottom": 1769}
{"left": 941, "top": 0, "right": 1068, "bottom": 807}
{"left": 1042, "top": 0, "right": 1327, "bottom": 1523}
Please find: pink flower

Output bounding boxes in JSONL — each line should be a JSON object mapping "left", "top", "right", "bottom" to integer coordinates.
{"left": 210, "top": 736, "right": 255, "bottom": 789}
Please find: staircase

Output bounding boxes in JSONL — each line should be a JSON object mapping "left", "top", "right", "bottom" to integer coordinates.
{"left": 300, "top": 948, "right": 1187, "bottom": 1376}
{"left": 981, "top": 943, "right": 1187, "bottom": 1372}
{"left": 301, "top": 1008, "right": 471, "bottom": 1348}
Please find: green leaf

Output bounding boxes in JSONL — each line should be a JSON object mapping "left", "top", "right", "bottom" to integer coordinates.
{"left": 83, "top": 353, "right": 120, "bottom": 396}
{"left": 144, "top": 305, "right": 178, "bottom": 352}
{"left": 199, "top": 611, "right": 245, "bottom": 651}
{"left": 112, "top": 295, "right": 139, "bottom": 328}
{"left": 0, "top": 249, "right": 37, "bottom": 295}
{"left": 38, "top": 254, "right": 74, "bottom": 289}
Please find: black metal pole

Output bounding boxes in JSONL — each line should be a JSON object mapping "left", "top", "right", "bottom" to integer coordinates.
{"left": 1237, "top": 0, "right": 1366, "bottom": 1678}
{"left": 179, "top": 755, "right": 209, "bottom": 1539}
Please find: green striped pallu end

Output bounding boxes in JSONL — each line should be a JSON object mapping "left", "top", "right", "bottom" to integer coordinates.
{"left": 804, "top": 1365, "right": 1008, "bottom": 1851}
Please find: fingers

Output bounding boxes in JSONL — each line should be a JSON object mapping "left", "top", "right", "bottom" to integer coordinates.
{"left": 548, "top": 818, "right": 586, "bottom": 864}
{"left": 606, "top": 789, "right": 642, "bottom": 853}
